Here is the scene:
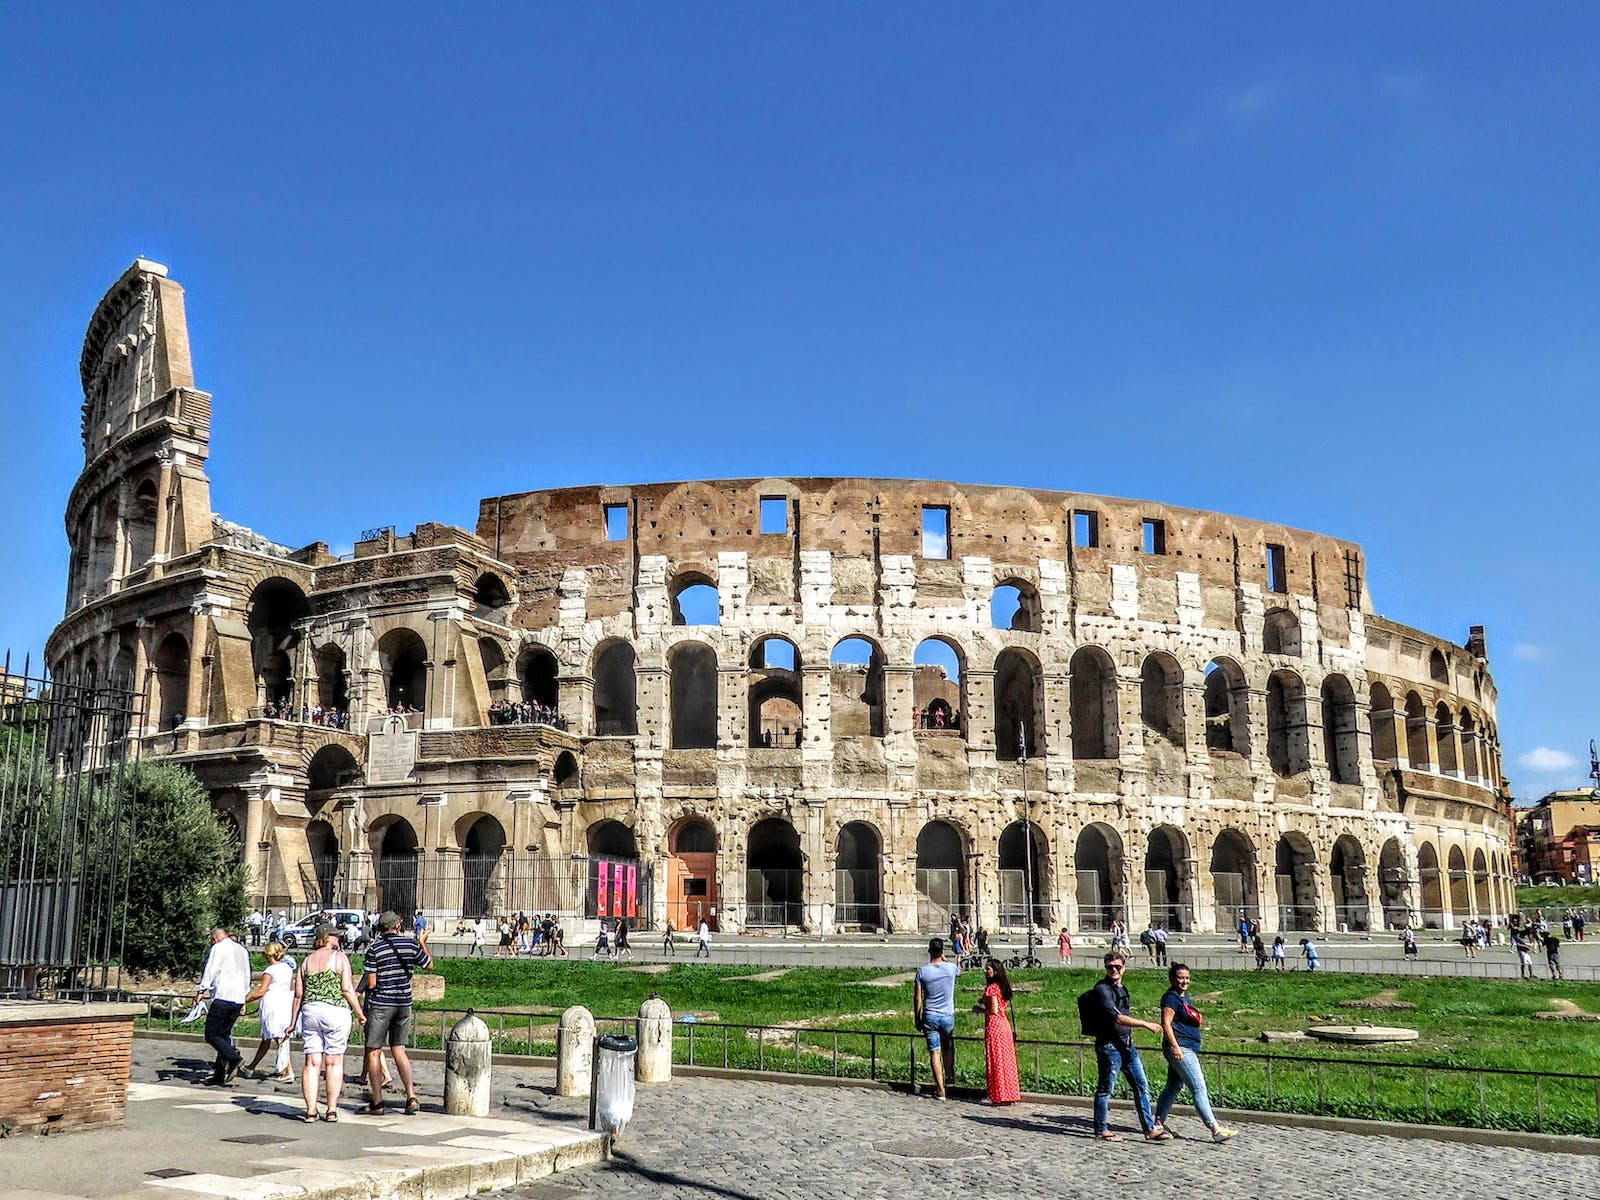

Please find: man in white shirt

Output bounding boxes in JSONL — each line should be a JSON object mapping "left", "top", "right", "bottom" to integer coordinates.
{"left": 195, "top": 927, "right": 252, "bottom": 1085}
{"left": 695, "top": 918, "right": 711, "bottom": 958}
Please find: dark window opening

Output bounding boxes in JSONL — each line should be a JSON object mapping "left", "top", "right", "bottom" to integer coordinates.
{"left": 1266, "top": 544, "right": 1287, "bottom": 594}
{"left": 685, "top": 878, "right": 708, "bottom": 897}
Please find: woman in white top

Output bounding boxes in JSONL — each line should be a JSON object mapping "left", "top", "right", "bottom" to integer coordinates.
{"left": 243, "top": 942, "right": 296, "bottom": 1082}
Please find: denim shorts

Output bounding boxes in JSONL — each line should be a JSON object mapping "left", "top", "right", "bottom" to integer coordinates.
{"left": 364, "top": 1003, "right": 414, "bottom": 1049}
{"left": 922, "top": 1013, "right": 956, "bottom": 1052}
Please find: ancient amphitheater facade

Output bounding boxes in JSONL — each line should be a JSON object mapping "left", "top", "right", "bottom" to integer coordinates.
{"left": 47, "top": 261, "right": 1516, "bottom": 936}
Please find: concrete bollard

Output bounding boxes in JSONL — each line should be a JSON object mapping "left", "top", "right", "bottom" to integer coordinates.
{"left": 444, "top": 1011, "right": 492, "bottom": 1117}
{"left": 557, "top": 1005, "right": 596, "bottom": 1098}
{"left": 636, "top": 993, "right": 672, "bottom": 1083}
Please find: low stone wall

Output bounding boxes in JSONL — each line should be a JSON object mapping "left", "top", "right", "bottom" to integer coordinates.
{"left": 0, "top": 1001, "right": 146, "bottom": 1135}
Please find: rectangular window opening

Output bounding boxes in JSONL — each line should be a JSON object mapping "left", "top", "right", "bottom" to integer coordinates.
{"left": 604, "top": 504, "right": 629, "bottom": 542}
{"left": 760, "top": 496, "right": 789, "bottom": 535}
{"left": 1072, "top": 509, "right": 1099, "bottom": 549}
{"left": 1266, "top": 543, "right": 1288, "bottom": 593}
{"left": 1141, "top": 518, "right": 1166, "bottom": 556}
{"left": 685, "top": 878, "right": 708, "bottom": 897}
{"left": 921, "top": 505, "right": 951, "bottom": 559}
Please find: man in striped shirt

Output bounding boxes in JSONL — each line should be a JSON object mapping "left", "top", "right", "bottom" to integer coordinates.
{"left": 361, "top": 910, "right": 432, "bottom": 1115}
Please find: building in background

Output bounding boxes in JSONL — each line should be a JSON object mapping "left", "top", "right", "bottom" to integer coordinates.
{"left": 1517, "top": 790, "right": 1600, "bottom": 884}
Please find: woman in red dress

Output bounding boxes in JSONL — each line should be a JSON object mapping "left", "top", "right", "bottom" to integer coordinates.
{"left": 977, "top": 958, "right": 1022, "bottom": 1104}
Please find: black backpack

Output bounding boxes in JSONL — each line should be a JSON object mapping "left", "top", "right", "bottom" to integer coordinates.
{"left": 1077, "top": 985, "right": 1108, "bottom": 1038}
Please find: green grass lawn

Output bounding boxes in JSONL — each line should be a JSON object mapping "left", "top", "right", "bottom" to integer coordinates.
{"left": 141, "top": 957, "right": 1600, "bottom": 1135}
{"left": 1516, "top": 884, "right": 1600, "bottom": 911}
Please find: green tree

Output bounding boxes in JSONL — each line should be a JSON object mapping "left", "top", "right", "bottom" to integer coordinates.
{"left": 119, "top": 762, "right": 251, "bottom": 976}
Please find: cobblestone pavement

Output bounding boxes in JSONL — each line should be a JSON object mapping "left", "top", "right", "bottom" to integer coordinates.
{"left": 508, "top": 1075, "right": 1592, "bottom": 1200}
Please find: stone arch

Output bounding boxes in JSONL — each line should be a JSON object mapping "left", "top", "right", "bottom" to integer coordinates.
{"left": 151, "top": 631, "right": 190, "bottom": 731}
{"left": 668, "top": 640, "right": 718, "bottom": 749}
{"left": 1144, "top": 824, "right": 1191, "bottom": 931}
{"left": 668, "top": 816, "right": 718, "bottom": 931}
{"left": 127, "top": 477, "right": 159, "bottom": 569}
{"left": 479, "top": 638, "right": 511, "bottom": 706}
{"left": 1417, "top": 841, "right": 1443, "bottom": 927}
{"left": 1274, "top": 831, "right": 1319, "bottom": 930}
{"left": 1266, "top": 669, "right": 1310, "bottom": 777}
{"left": 990, "top": 578, "right": 1040, "bottom": 633}
{"left": 998, "top": 820, "right": 1048, "bottom": 929}
{"left": 749, "top": 636, "right": 801, "bottom": 747}
{"left": 1070, "top": 645, "right": 1119, "bottom": 760}
{"left": 1203, "top": 658, "right": 1251, "bottom": 757}
{"left": 1330, "top": 834, "right": 1369, "bottom": 930}
{"left": 585, "top": 818, "right": 640, "bottom": 922}
{"left": 306, "top": 743, "right": 361, "bottom": 792}
{"left": 1139, "top": 652, "right": 1184, "bottom": 746}
{"left": 994, "top": 647, "right": 1041, "bottom": 760}
{"left": 472, "top": 572, "right": 512, "bottom": 622}
{"left": 1472, "top": 848, "right": 1491, "bottom": 918}
{"left": 913, "top": 637, "right": 965, "bottom": 733}
{"left": 592, "top": 640, "right": 638, "bottom": 736}
{"left": 1209, "top": 828, "right": 1259, "bottom": 929}
{"left": 835, "top": 821, "right": 883, "bottom": 929}
{"left": 1074, "top": 823, "right": 1124, "bottom": 931}
{"left": 915, "top": 819, "right": 969, "bottom": 931}
{"left": 1404, "top": 692, "right": 1430, "bottom": 770}
{"left": 669, "top": 572, "right": 721, "bottom": 627}
{"left": 247, "top": 578, "right": 310, "bottom": 708}
{"left": 552, "top": 750, "right": 579, "bottom": 788}
{"left": 1321, "top": 674, "right": 1360, "bottom": 784}
{"left": 518, "top": 644, "right": 560, "bottom": 710}
{"left": 372, "top": 817, "right": 419, "bottom": 920}
{"left": 1447, "top": 844, "right": 1469, "bottom": 918}
{"left": 1369, "top": 682, "right": 1397, "bottom": 763}
{"left": 830, "top": 635, "right": 885, "bottom": 739}
{"left": 461, "top": 814, "right": 506, "bottom": 918}
{"left": 306, "top": 819, "right": 340, "bottom": 907}
{"left": 314, "top": 643, "right": 348, "bottom": 712}
{"left": 1429, "top": 648, "right": 1449, "bottom": 685}
{"left": 586, "top": 819, "right": 638, "bottom": 859}
{"left": 1263, "top": 608, "right": 1301, "bottom": 656}
{"left": 377, "top": 628, "right": 428, "bottom": 713}
{"left": 1459, "top": 708, "right": 1481, "bottom": 781}
{"left": 1435, "top": 702, "right": 1459, "bottom": 776}
{"left": 746, "top": 816, "right": 804, "bottom": 927}
{"left": 1379, "top": 837, "right": 1410, "bottom": 929}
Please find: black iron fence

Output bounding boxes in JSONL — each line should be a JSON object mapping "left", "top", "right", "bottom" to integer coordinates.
{"left": 0, "top": 655, "right": 140, "bottom": 997}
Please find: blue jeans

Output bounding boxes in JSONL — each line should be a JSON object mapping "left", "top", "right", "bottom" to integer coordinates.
{"left": 1155, "top": 1046, "right": 1218, "bottom": 1129}
{"left": 1093, "top": 1040, "right": 1156, "bottom": 1134}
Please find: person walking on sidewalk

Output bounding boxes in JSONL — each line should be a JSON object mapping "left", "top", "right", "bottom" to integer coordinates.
{"left": 361, "top": 910, "right": 432, "bottom": 1116}
{"left": 913, "top": 937, "right": 961, "bottom": 1101}
{"left": 1086, "top": 950, "right": 1169, "bottom": 1142}
{"left": 1153, "top": 963, "right": 1237, "bottom": 1143}
{"left": 289, "top": 924, "right": 366, "bottom": 1122}
{"left": 195, "top": 928, "right": 252, "bottom": 1086}
{"left": 695, "top": 917, "right": 711, "bottom": 958}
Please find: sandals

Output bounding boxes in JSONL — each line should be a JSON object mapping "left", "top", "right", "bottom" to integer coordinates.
{"left": 1144, "top": 1129, "right": 1174, "bottom": 1142}
{"left": 300, "top": 1112, "right": 319, "bottom": 1123}
{"left": 323, "top": 1110, "right": 339, "bottom": 1123}
{"left": 359, "top": 1101, "right": 387, "bottom": 1116}
{"left": 1094, "top": 1131, "right": 1125, "bottom": 1141}
{"left": 403, "top": 1095, "right": 420, "bottom": 1115}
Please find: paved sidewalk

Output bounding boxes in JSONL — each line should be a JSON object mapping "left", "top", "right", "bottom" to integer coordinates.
{"left": 0, "top": 1036, "right": 605, "bottom": 1200}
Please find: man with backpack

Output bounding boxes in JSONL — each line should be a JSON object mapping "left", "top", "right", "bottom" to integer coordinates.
{"left": 1079, "top": 950, "right": 1169, "bottom": 1142}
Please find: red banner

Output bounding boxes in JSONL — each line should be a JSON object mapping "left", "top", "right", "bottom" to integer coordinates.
{"left": 596, "top": 860, "right": 610, "bottom": 917}
{"left": 625, "top": 863, "right": 637, "bottom": 917}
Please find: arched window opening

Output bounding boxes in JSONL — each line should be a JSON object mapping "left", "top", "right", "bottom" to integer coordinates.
{"left": 830, "top": 637, "right": 885, "bottom": 738}
{"left": 749, "top": 637, "right": 801, "bottom": 747}
{"left": 1074, "top": 825, "right": 1121, "bottom": 931}
{"left": 553, "top": 750, "right": 580, "bottom": 788}
{"left": 462, "top": 815, "right": 506, "bottom": 918}
{"left": 1429, "top": 648, "right": 1450, "bottom": 686}
{"left": 1417, "top": 842, "right": 1443, "bottom": 927}
{"left": 669, "top": 818, "right": 719, "bottom": 931}
{"left": 479, "top": 639, "right": 510, "bottom": 709}
{"left": 1459, "top": 709, "right": 1480, "bottom": 781}
{"left": 1145, "top": 825, "right": 1190, "bottom": 931}
{"left": 472, "top": 573, "right": 512, "bottom": 622}
{"left": 378, "top": 629, "right": 428, "bottom": 713}
{"left": 375, "top": 820, "right": 419, "bottom": 920}
{"left": 1330, "top": 836, "right": 1368, "bottom": 930}
{"left": 1139, "top": 653, "right": 1184, "bottom": 746}
{"left": 307, "top": 820, "right": 340, "bottom": 907}
{"left": 1447, "top": 845, "right": 1469, "bottom": 917}
{"left": 152, "top": 632, "right": 190, "bottom": 731}
{"left": 835, "top": 822, "right": 883, "bottom": 929}
{"left": 747, "top": 818, "right": 803, "bottom": 927}
{"left": 1274, "top": 834, "right": 1318, "bottom": 930}
{"left": 994, "top": 649, "right": 1040, "bottom": 760}
{"left": 1404, "top": 692, "right": 1430, "bottom": 770}
{"left": 1266, "top": 669, "right": 1309, "bottom": 777}
{"left": 518, "top": 646, "right": 560, "bottom": 710}
{"left": 1203, "top": 659, "right": 1251, "bottom": 756}
{"left": 1379, "top": 838, "right": 1410, "bottom": 929}
{"left": 1210, "top": 829, "right": 1258, "bottom": 930}
{"left": 307, "top": 745, "right": 360, "bottom": 792}
{"left": 670, "top": 577, "right": 721, "bottom": 626}
{"left": 314, "top": 644, "right": 348, "bottom": 715}
{"left": 990, "top": 580, "right": 1040, "bottom": 633}
{"left": 1369, "top": 682, "right": 1397, "bottom": 763}
{"left": 914, "top": 821, "right": 967, "bottom": 931}
{"left": 669, "top": 641, "right": 718, "bottom": 748}
{"left": 91, "top": 496, "right": 120, "bottom": 587}
{"left": 585, "top": 819, "right": 640, "bottom": 921}
{"left": 1435, "top": 702, "right": 1459, "bottom": 776}
{"left": 1070, "top": 646, "right": 1118, "bottom": 760}
{"left": 126, "top": 478, "right": 158, "bottom": 569}
{"left": 248, "top": 579, "right": 310, "bottom": 709}
{"left": 1321, "top": 674, "right": 1360, "bottom": 784}
{"left": 1262, "top": 609, "right": 1301, "bottom": 657}
{"left": 593, "top": 642, "right": 638, "bottom": 736}
{"left": 674, "top": 819, "right": 716, "bottom": 854}
{"left": 998, "top": 821, "right": 1048, "bottom": 929}
{"left": 1472, "top": 848, "right": 1491, "bottom": 918}
{"left": 914, "top": 638, "right": 964, "bottom": 732}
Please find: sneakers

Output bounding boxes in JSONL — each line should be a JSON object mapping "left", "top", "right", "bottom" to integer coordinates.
{"left": 1211, "top": 1126, "right": 1238, "bottom": 1143}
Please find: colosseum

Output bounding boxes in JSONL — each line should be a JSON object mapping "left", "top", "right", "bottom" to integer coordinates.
{"left": 47, "top": 260, "right": 1516, "bottom": 937}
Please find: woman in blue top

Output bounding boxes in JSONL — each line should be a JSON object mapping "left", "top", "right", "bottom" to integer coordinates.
{"left": 1154, "top": 963, "right": 1237, "bottom": 1143}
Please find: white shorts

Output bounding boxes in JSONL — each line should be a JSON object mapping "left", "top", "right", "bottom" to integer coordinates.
{"left": 300, "top": 1001, "right": 353, "bottom": 1056}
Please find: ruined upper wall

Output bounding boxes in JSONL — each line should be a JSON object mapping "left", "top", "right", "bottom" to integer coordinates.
{"left": 478, "top": 476, "right": 1371, "bottom": 615}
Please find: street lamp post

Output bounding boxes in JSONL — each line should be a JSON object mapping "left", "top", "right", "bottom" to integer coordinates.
{"left": 1017, "top": 726, "right": 1038, "bottom": 965}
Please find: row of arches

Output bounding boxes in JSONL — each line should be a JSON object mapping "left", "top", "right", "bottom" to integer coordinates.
{"left": 1369, "top": 683, "right": 1501, "bottom": 784}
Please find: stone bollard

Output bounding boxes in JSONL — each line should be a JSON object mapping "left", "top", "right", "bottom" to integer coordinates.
{"left": 635, "top": 993, "right": 672, "bottom": 1083}
{"left": 444, "top": 1011, "right": 492, "bottom": 1117}
{"left": 557, "top": 1005, "right": 596, "bottom": 1098}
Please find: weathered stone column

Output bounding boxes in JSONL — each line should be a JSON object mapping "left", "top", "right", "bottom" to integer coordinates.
{"left": 556, "top": 1006, "right": 595, "bottom": 1098}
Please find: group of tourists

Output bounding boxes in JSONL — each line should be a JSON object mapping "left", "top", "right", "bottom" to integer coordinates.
{"left": 491, "top": 912, "right": 568, "bottom": 957}
{"left": 487, "top": 699, "right": 568, "bottom": 730}
{"left": 193, "top": 911, "right": 432, "bottom": 1122}
{"left": 258, "top": 701, "right": 350, "bottom": 728}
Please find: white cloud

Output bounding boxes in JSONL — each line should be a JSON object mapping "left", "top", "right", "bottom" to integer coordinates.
{"left": 1512, "top": 643, "right": 1549, "bottom": 662}
{"left": 1519, "top": 747, "right": 1578, "bottom": 774}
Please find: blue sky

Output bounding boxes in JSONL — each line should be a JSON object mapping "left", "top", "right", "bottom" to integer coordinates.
{"left": 2, "top": 6, "right": 1595, "bottom": 799}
